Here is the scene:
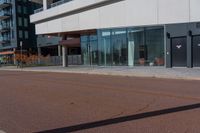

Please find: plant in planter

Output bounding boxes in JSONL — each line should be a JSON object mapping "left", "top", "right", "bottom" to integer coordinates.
{"left": 139, "top": 58, "right": 145, "bottom": 65}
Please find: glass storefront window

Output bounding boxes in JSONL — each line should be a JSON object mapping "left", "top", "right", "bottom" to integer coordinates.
{"left": 82, "top": 26, "right": 164, "bottom": 67}
{"left": 112, "top": 29, "right": 128, "bottom": 66}
{"left": 90, "top": 35, "right": 98, "bottom": 65}
{"left": 81, "top": 35, "right": 98, "bottom": 66}
{"left": 128, "top": 26, "right": 164, "bottom": 66}
{"left": 81, "top": 36, "right": 89, "bottom": 65}
{"left": 98, "top": 30, "right": 112, "bottom": 66}
{"left": 128, "top": 28, "right": 145, "bottom": 66}
{"left": 145, "top": 27, "right": 164, "bottom": 66}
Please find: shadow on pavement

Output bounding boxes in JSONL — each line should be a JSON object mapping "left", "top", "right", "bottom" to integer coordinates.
{"left": 36, "top": 103, "right": 200, "bottom": 133}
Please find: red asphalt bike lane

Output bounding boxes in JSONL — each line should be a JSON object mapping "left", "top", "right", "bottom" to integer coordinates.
{"left": 0, "top": 70, "right": 200, "bottom": 133}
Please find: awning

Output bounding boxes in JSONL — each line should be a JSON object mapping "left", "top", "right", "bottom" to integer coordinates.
{"left": 0, "top": 51, "right": 14, "bottom": 55}
{"left": 59, "top": 38, "right": 80, "bottom": 47}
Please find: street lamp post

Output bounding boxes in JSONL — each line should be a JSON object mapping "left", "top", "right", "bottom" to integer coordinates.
{"left": 20, "top": 41, "right": 23, "bottom": 68}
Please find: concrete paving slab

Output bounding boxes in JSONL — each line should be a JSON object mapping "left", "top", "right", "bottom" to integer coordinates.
{"left": 0, "top": 65, "right": 200, "bottom": 80}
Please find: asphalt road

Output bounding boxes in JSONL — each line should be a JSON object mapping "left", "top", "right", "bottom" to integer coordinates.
{"left": 0, "top": 70, "right": 200, "bottom": 133}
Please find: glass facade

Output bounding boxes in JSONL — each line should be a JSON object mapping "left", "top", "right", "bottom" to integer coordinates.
{"left": 98, "top": 30, "right": 112, "bottom": 66}
{"left": 127, "top": 26, "right": 164, "bottom": 66}
{"left": 81, "top": 26, "right": 165, "bottom": 66}
{"left": 81, "top": 35, "right": 98, "bottom": 66}
{"left": 112, "top": 29, "right": 128, "bottom": 66}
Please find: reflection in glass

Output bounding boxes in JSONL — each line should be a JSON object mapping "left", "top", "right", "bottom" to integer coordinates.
{"left": 92, "top": 26, "right": 164, "bottom": 67}
{"left": 128, "top": 27, "right": 164, "bottom": 66}
{"left": 128, "top": 28, "right": 144, "bottom": 66}
{"left": 81, "top": 36, "right": 90, "bottom": 65}
{"left": 90, "top": 35, "right": 98, "bottom": 65}
{"left": 145, "top": 27, "right": 164, "bottom": 66}
{"left": 81, "top": 35, "right": 98, "bottom": 65}
{"left": 98, "top": 30, "right": 112, "bottom": 66}
{"left": 112, "top": 29, "right": 128, "bottom": 66}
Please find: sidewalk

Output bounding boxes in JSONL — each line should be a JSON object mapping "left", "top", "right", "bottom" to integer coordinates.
{"left": 0, "top": 65, "right": 200, "bottom": 80}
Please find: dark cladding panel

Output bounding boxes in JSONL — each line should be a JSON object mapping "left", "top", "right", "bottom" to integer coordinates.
{"left": 192, "top": 35, "right": 200, "bottom": 67}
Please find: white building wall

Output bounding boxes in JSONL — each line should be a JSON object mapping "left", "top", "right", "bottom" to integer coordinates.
{"left": 158, "top": 0, "right": 190, "bottom": 24}
{"left": 190, "top": 0, "right": 200, "bottom": 22}
{"left": 31, "top": 0, "right": 200, "bottom": 35}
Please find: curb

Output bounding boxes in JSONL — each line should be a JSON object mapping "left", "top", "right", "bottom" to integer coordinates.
{"left": 0, "top": 68, "right": 200, "bottom": 81}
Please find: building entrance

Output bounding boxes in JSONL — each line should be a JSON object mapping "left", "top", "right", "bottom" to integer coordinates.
{"left": 171, "top": 37, "right": 187, "bottom": 67}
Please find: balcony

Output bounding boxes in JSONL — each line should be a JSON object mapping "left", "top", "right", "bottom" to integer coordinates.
{"left": 31, "top": 0, "right": 109, "bottom": 23}
{"left": 33, "top": 0, "right": 73, "bottom": 14}
{"left": 50, "top": 0, "right": 73, "bottom": 8}
{"left": 34, "top": 7, "right": 43, "bottom": 14}
{"left": 0, "top": 37, "right": 10, "bottom": 44}
{"left": 0, "top": 0, "right": 11, "bottom": 9}
{"left": 0, "top": 11, "right": 11, "bottom": 20}
{"left": 0, "top": 24, "right": 10, "bottom": 33}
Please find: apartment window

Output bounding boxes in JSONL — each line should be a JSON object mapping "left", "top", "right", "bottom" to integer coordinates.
{"left": 23, "top": 7, "right": 28, "bottom": 14}
{"left": 19, "top": 30, "right": 23, "bottom": 38}
{"left": 11, "top": 30, "right": 14, "bottom": 39}
{"left": 18, "top": 17, "right": 22, "bottom": 26}
{"left": 24, "top": 18, "right": 28, "bottom": 27}
{"left": 17, "top": 5, "right": 22, "bottom": 13}
{"left": 24, "top": 31, "right": 29, "bottom": 39}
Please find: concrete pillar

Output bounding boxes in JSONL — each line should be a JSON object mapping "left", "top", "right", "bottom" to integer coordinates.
{"left": 58, "top": 45, "right": 61, "bottom": 56}
{"left": 13, "top": 48, "right": 17, "bottom": 65}
{"left": 38, "top": 47, "right": 42, "bottom": 64}
{"left": 43, "top": 0, "right": 48, "bottom": 10}
{"left": 187, "top": 33, "right": 192, "bottom": 68}
{"left": 62, "top": 46, "right": 68, "bottom": 67}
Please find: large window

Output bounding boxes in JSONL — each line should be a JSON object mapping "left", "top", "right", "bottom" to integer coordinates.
{"left": 98, "top": 29, "right": 128, "bottom": 66}
{"left": 81, "top": 35, "right": 98, "bottom": 65}
{"left": 128, "top": 27, "right": 164, "bottom": 66}
{"left": 24, "top": 18, "right": 28, "bottom": 27}
{"left": 98, "top": 30, "right": 112, "bottom": 66}
{"left": 24, "top": 31, "right": 28, "bottom": 39}
{"left": 18, "top": 30, "right": 23, "bottom": 38}
{"left": 128, "top": 28, "right": 144, "bottom": 66}
{"left": 81, "top": 36, "right": 89, "bottom": 65}
{"left": 97, "top": 26, "right": 164, "bottom": 66}
{"left": 145, "top": 27, "right": 164, "bottom": 66}
{"left": 17, "top": 5, "right": 22, "bottom": 13}
{"left": 18, "top": 17, "right": 22, "bottom": 26}
{"left": 23, "top": 7, "right": 28, "bottom": 14}
{"left": 112, "top": 29, "right": 128, "bottom": 66}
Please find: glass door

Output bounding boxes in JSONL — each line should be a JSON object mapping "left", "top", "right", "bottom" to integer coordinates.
{"left": 89, "top": 35, "right": 98, "bottom": 66}
{"left": 81, "top": 35, "right": 98, "bottom": 66}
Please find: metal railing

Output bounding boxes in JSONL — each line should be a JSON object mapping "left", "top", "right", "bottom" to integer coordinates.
{"left": 33, "top": 0, "right": 73, "bottom": 14}
{"left": 0, "top": 0, "right": 11, "bottom": 4}
{"left": 68, "top": 55, "right": 82, "bottom": 65}
{"left": 51, "top": 0, "right": 73, "bottom": 8}
{"left": 0, "top": 24, "right": 9, "bottom": 30}
{"left": 0, "top": 11, "right": 11, "bottom": 16}
{"left": 34, "top": 7, "right": 43, "bottom": 14}
{"left": 0, "top": 37, "right": 10, "bottom": 41}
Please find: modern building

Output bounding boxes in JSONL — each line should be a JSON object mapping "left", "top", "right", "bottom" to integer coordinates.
{"left": 0, "top": 0, "right": 39, "bottom": 64}
{"left": 30, "top": 0, "right": 200, "bottom": 68}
